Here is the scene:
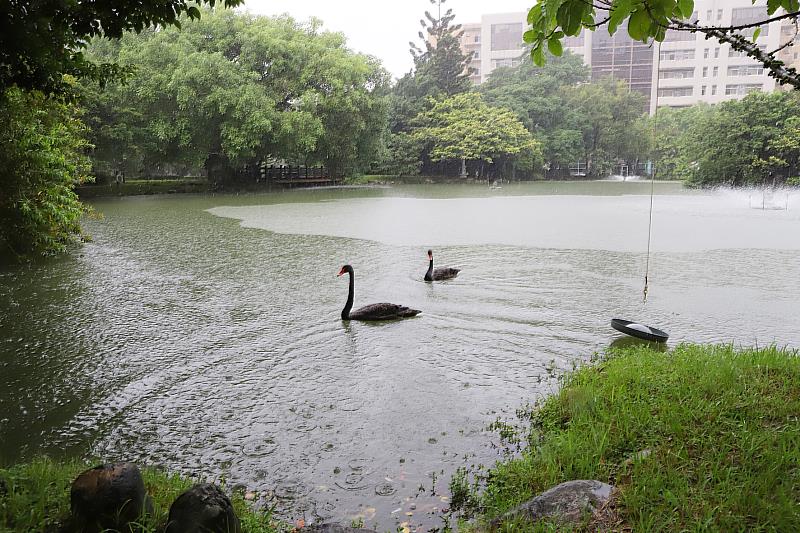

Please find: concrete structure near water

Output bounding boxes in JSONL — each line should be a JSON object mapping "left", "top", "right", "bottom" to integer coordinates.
{"left": 459, "top": 1, "right": 797, "bottom": 114}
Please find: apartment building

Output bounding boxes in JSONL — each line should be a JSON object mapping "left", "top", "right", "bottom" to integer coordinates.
{"left": 459, "top": 1, "right": 788, "bottom": 113}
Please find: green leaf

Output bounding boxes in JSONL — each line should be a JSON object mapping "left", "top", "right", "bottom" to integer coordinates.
{"left": 753, "top": 27, "right": 762, "bottom": 41}
{"left": 627, "top": 8, "right": 652, "bottom": 42}
{"left": 676, "top": 0, "right": 695, "bottom": 19}
{"left": 608, "top": 0, "right": 634, "bottom": 35}
{"left": 532, "top": 45, "right": 546, "bottom": 66}
{"left": 548, "top": 37, "right": 564, "bottom": 56}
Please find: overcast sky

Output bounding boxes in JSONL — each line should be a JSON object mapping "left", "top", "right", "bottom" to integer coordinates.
{"left": 242, "top": 0, "right": 532, "bottom": 79}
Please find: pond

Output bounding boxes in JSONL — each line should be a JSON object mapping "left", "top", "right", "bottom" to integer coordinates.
{"left": 1, "top": 182, "right": 798, "bottom": 530}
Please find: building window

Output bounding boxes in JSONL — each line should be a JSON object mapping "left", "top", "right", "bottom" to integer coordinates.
{"left": 491, "top": 23, "right": 524, "bottom": 51}
{"left": 704, "top": 48, "right": 709, "bottom": 59}
{"left": 725, "top": 83, "right": 762, "bottom": 95}
{"left": 706, "top": 9, "right": 712, "bottom": 20}
{"left": 712, "top": 85, "right": 717, "bottom": 95}
{"left": 732, "top": 6, "right": 769, "bottom": 37}
{"left": 713, "top": 66, "right": 719, "bottom": 77}
{"left": 658, "top": 86, "right": 693, "bottom": 97}
{"left": 701, "top": 85, "right": 707, "bottom": 95}
{"left": 730, "top": 46, "right": 766, "bottom": 58}
{"left": 714, "top": 47, "right": 720, "bottom": 58}
{"left": 474, "top": 35, "right": 480, "bottom": 43}
{"left": 473, "top": 50, "right": 480, "bottom": 59}
{"left": 702, "top": 66, "right": 708, "bottom": 77}
{"left": 491, "top": 58, "right": 519, "bottom": 69}
{"left": 717, "top": 9, "right": 723, "bottom": 21}
{"left": 660, "top": 49, "right": 695, "bottom": 60}
{"left": 728, "top": 65, "right": 764, "bottom": 76}
{"left": 659, "top": 68, "right": 695, "bottom": 79}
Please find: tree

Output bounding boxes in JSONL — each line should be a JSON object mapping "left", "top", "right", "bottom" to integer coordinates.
{"left": 411, "top": 92, "right": 542, "bottom": 178}
{"left": 1, "top": 0, "right": 242, "bottom": 260}
{"left": 649, "top": 105, "right": 714, "bottom": 181}
{"left": 523, "top": 0, "right": 800, "bottom": 88}
{"left": 82, "top": 10, "right": 389, "bottom": 180}
{"left": 567, "top": 78, "right": 650, "bottom": 177}
{"left": 688, "top": 92, "right": 800, "bottom": 185}
{"left": 0, "top": 0, "right": 242, "bottom": 96}
{"left": 481, "top": 51, "right": 589, "bottom": 176}
{"left": 650, "top": 92, "right": 800, "bottom": 186}
{"left": 385, "top": 0, "right": 474, "bottom": 177}
{"left": 0, "top": 87, "right": 92, "bottom": 258}
{"left": 409, "top": 0, "right": 473, "bottom": 98}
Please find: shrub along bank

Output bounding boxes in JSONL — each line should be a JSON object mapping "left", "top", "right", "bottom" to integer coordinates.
{"left": 453, "top": 344, "right": 800, "bottom": 531}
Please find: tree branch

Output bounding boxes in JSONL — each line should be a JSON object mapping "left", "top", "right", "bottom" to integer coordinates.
{"left": 671, "top": 20, "right": 800, "bottom": 89}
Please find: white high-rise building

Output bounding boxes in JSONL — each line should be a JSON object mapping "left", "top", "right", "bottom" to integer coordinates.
{"left": 458, "top": 1, "right": 790, "bottom": 114}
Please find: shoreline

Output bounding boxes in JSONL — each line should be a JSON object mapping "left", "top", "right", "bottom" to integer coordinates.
{"left": 3, "top": 344, "right": 798, "bottom": 531}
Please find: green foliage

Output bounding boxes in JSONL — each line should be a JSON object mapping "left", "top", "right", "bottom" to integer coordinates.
{"left": 411, "top": 92, "right": 542, "bottom": 174}
{"left": 0, "top": 0, "right": 243, "bottom": 96}
{"left": 523, "top": 1, "right": 800, "bottom": 88}
{"left": 409, "top": 0, "right": 473, "bottom": 98}
{"left": 481, "top": 52, "right": 589, "bottom": 175}
{"left": 0, "top": 88, "right": 92, "bottom": 259}
{"left": 567, "top": 78, "right": 650, "bottom": 177}
{"left": 83, "top": 10, "right": 389, "bottom": 180}
{"left": 477, "top": 344, "right": 800, "bottom": 531}
{"left": 653, "top": 92, "right": 800, "bottom": 185}
{"left": 0, "top": 457, "right": 282, "bottom": 532}
{"left": 381, "top": 133, "right": 425, "bottom": 177}
{"left": 385, "top": 0, "right": 474, "bottom": 176}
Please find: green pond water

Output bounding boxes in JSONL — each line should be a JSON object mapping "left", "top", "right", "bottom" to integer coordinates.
{"left": 1, "top": 182, "right": 798, "bottom": 529}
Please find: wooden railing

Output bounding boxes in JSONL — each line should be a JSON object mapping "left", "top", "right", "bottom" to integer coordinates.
{"left": 257, "top": 164, "right": 339, "bottom": 187}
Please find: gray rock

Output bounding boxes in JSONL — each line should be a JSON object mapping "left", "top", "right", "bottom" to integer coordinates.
{"left": 167, "top": 483, "right": 241, "bottom": 533}
{"left": 69, "top": 462, "right": 150, "bottom": 533}
{"left": 306, "top": 525, "right": 377, "bottom": 533}
{"left": 494, "top": 479, "right": 615, "bottom": 527}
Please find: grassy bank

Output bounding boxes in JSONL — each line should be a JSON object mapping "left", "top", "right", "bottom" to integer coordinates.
{"left": 76, "top": 179, "right": 211, "bottom": 198}
{"left": 455, "top": 344, "right": 800, "bottom": 531}
{"left": 0, "top": 458, "right": 282, "bottom": 532}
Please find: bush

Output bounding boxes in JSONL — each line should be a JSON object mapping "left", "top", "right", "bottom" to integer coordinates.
{"left": 0, "top": 87, "right": 92, "bottom": 260}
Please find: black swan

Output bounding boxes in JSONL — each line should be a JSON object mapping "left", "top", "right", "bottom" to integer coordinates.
{"left": 337, "top": 265, "right": 421, "bottom": 321}
{"left": 424, "top": 250, "right": 460, "bottom": 281}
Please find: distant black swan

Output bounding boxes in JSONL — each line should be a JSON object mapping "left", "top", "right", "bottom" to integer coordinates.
{"left": 424, "top": 250, "right": 460, "bottom": 281}
{"left": 337, "top": 265, "right": 421, "bottom": 321}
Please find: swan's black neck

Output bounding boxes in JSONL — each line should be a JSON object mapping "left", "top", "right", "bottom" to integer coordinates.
{"left": 425, "top": 257, "right": 434, "bottom": 281}
{"left": 342, "top": 269, "right": 354, "bottom": 320}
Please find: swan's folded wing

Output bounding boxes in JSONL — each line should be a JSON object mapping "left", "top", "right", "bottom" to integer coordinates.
{"left": 349, "top": 302, "right": 421, "bottom": 320}
{"left": 433, "top": 267, "right": 460, "bottom": 280}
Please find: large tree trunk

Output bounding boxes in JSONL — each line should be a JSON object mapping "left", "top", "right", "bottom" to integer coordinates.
{"left": 205, "top": 153, "right": 236, "bottom": 187}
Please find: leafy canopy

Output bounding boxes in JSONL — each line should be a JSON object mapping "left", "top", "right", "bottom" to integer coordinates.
{"left": 0, "top": 0, "right": 242, "bottom": 95}
{"left": 411, "top": 92, "right": 541, "bottom": 166}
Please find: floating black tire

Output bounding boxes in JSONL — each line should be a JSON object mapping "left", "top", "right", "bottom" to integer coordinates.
{"left": 611, "top": 318, "right": 669, "bottom": 343}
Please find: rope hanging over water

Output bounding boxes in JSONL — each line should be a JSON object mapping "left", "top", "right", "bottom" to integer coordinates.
{"left": 643, "top": 42, "right": 662, "bottom": 304}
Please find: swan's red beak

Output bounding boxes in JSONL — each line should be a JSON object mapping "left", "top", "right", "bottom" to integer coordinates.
{"left": 337, "top": 267, "right": 345, "bottom": 277}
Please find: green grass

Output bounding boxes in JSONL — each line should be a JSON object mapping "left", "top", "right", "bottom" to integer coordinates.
{"left": 463, "top": 344, "right": 800, "bottom": 531}
{"left": 76, "top": 179, "right": 210, "bottom": 198}
{"left": 0, "top": 458, "right": 284, "bottom": 532}
{"left": 343, "top": 174, "right": 393, "bottom": 185}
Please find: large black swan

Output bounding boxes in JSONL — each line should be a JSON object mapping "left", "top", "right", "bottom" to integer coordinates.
{"left": 424, "top": 249, "right": 460, "bottom": 281}
{"left": 337, "top": 265, "right": 421, "bottom": 321}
